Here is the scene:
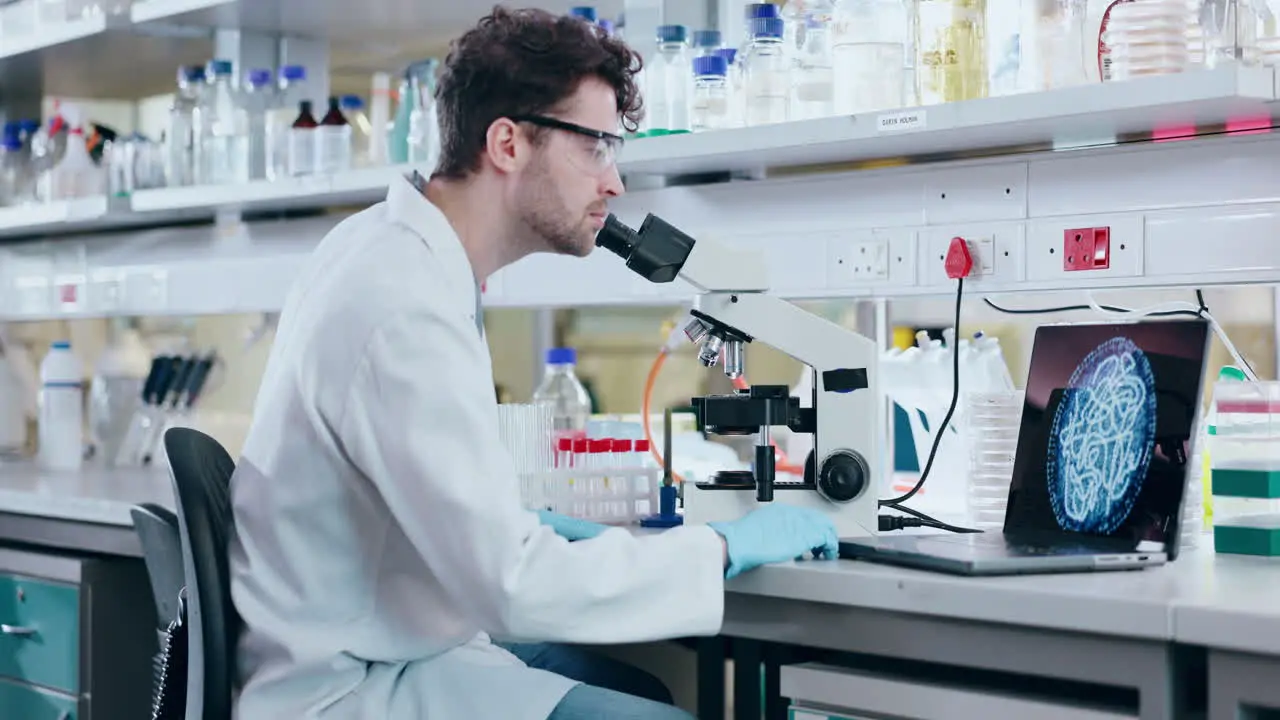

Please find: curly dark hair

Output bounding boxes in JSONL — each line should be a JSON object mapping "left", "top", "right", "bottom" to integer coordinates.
{"left": 432, "top": 6, "right": 644, "bottom": 180}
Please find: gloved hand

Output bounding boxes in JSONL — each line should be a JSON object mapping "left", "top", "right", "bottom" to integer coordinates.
{"left": 536, "top": 509, "right": 609, "bottom": 541}
{"left": 708, "top": 504, "right": 840, "bottom": 579}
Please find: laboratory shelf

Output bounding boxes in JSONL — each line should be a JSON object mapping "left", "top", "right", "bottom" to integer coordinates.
{"left": 0, "top": 14, "right": 111, "bottom": 60}
{"left": 0, "top": 197, "right": 115, "bottom": 239}
{"left": 618, "top": 66, "right": 1279, "bottom": 177}
{"left": 129, "top": 163, "right": 415, "bottom": 215}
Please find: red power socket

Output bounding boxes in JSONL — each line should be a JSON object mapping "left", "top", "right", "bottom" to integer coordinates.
{"left": 1064, "top": 227, "right": 1111, "bottom": 271}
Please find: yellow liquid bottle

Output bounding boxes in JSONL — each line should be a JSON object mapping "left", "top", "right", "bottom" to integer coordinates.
{"left": 915, "top": 0, "right": 989, "bottom": 105}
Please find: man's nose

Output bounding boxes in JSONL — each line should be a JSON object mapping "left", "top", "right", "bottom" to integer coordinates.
{"left": 600, "top": 164, "right": 624, "bottom": 197}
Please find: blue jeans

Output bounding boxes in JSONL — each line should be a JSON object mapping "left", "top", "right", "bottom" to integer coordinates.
{"left": 498, "top": 642, "right": 694, "bottom": 720}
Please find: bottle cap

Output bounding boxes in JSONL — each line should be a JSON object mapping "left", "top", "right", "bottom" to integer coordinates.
{"left": 570, "top": 6, "right": 597, "bottom": 21}
{"left": 558, "top": 437, "right": 573, "bottom": 451}
{"left": 546, "top": 347, "right": 577, "bottom": 365}
{"left": 598, "top": 19, "right": 615, "bottom": 34}
{"left": 635, "top": 439, "right": 650, "bottom": 452}
{"left": 247, "top": 69, "right": 272, "bottom": 88}
{"left": 715, "top": 48, "right": 738, "bottom": 65}
{"left": 573, "top": 439, "right": 589, "bottom": 453}
{"left": 614, "top": 439, "right": 633, "bottom": 452}
{"left": 51, "top": 341, "right": 70, "bottom": 350}
{"left": 182, "top": 65, "right": 207, "bottom": 83}
{"left": 589, "top": 439, "right": 611, "bottom": 453}
{"left": 327, "top": 96, "right": 342, "bottom": 109}
{"left": 340, "top": 95, "right": 364, "bottom": 110}
{"left": 693, "top": 55, "right": 728, "bottom": 77}
{"left": 745, "top": 3, "right": 780, "bottom": 19}
{"left": 693, "top": 29, "right": 722, "bottom": 47}
{"left": 281, "top": 64, "right": 307, "bottom": 82}
{"left": 750, "top": 17, "right": 785, "bottom": 39}
{"left": 208, "top": 59, "right": 234, "bottom": 76}
{"left": 657, "top": 24, "right": 688, "bottom": 44}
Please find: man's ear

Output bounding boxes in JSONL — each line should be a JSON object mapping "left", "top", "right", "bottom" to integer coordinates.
{"left": 485, "top": 117, "right": 525, "bottom": 174}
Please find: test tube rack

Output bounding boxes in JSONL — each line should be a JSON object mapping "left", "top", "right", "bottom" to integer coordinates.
{"left": 521, "top": 466, "right": 662, "bottom": 526}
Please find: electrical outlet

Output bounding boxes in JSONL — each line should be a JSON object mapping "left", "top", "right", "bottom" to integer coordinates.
{"left": 1063, "top": 227, "right": 1111, "bottom": 271}
{"left": 921, "top": 224, "right": 1023, "bottom": 286}
{"left": 849, "top": 240, "right": 890, "bottom": 280}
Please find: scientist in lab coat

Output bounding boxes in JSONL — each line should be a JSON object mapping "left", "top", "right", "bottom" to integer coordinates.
{"left": 228, "top": 7, "right": 840, "bottom": 719}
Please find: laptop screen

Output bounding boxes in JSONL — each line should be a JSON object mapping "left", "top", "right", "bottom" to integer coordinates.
{"left": 1003, "top": 319, "right": 1210, "bottom": 552}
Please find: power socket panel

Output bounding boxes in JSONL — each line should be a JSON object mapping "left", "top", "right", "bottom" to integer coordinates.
{"left": 1026, "top": 214, "right": 1142, "bottom": 284}
{"left": 920, "top": 223, "right": 1025, "bottom": 287}
{"left": 827, "top": 230, "right": 917, "bottom": 290}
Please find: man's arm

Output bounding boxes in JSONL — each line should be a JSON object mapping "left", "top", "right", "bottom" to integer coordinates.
{"left": 337, "top": 304, "right": 726, "bottom": 644}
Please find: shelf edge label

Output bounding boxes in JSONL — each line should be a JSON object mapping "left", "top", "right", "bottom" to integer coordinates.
{"left": 876, "top": 109, "right": 927, "bottom": 133}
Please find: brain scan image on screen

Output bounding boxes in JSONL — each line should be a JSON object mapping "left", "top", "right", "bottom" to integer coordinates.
{"left": 1046, "top": 337, "right": 1157, "bottom": 534}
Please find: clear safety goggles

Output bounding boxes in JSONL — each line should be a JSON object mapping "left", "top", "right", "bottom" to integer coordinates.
{"left": 510, "top": 114, "right": 624, "bottom": 176}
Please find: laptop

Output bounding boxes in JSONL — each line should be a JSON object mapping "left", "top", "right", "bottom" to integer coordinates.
{"left": 840, "top": 318, "right": 1210, "bottom": 576}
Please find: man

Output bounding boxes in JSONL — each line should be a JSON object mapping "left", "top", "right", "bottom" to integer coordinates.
{"left": 228, "top": 7, "right": 840, "bottom": 719}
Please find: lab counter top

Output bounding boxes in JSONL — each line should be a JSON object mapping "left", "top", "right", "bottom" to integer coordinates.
{"left": 0, "top": 464, "right": 174, "bottom": 557}
{"left": 0, "top": 469, "right": 1278, "bottom": 658}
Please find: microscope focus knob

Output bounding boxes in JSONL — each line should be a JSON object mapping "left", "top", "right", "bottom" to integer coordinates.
{"left": 816, "top": 450, "right": 870, "bottom": 504}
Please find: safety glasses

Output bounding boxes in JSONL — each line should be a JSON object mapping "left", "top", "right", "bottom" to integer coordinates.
{"left": 509, "top": 114, "right": 624, "bottom": 175}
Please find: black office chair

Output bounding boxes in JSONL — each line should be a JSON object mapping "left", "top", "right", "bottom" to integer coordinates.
{"left": 161, "top": 427, "right": 241, "bottom": 720}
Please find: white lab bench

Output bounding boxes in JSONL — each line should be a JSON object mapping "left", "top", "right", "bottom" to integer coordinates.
{"left": 1, "top": 468, "right": 1278, "bottom": 720}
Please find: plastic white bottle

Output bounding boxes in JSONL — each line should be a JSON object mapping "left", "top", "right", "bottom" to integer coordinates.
{"left": 39, "top": 341, "right": 83, "bottom": 472}
{"left": 45, "top": 104, "right": 104, "bottom": 201}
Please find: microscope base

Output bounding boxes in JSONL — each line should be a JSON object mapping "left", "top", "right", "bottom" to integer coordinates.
{"left": 683, "top": 483, "right": 877, "bottom": 537}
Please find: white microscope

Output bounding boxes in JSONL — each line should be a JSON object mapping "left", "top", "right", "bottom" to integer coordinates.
{"left": 596, "top": 214, "right": 880, "bottom": 538}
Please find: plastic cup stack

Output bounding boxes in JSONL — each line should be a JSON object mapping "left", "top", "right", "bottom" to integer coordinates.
{"left": 496, "top": 403, "right": 554, "bottom": 507}
{"left": 1103, "top": 0, "right": 1190, "bottom": 81}
{"left": 966, "top": 391, "right": 1024, "bottom": 530}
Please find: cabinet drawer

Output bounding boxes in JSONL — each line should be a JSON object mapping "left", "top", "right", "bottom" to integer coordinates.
{"left": 0, "top": 572, "right": 80, "bottom": 693}
{"left": 0, "top": 676, "right": 77, "bottom": 719}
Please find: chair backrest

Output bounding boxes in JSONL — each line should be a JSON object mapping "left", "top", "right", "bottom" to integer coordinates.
{"left": 163, "top": 427, "right": 240, "bottom": 720}
{"left": 130, "top": 503, "right": 184, "bottom": 630}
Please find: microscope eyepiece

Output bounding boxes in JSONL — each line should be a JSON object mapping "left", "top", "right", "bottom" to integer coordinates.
{"left": 597, "top": 214, "right": 639, "bottom": 260}
{"left": 595, "top": 213, "right": 696, "bottom": 284}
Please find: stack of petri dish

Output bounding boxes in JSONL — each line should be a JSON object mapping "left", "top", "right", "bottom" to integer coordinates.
{"left": 966, "top": 391, "right": 1024, "bottom": 530}
{"left": 1103, "top": 0, "right": 1190, "bottom": 80}
{"left": 1260, "top": 35, "right": 1280, "bottom": 66}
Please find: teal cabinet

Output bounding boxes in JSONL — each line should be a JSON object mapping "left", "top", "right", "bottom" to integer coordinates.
{"left": 0, "top": 676, "right": 77, "bottom": 719}
{"left": 0, "top": 573, "right": 80, "bottom": 693}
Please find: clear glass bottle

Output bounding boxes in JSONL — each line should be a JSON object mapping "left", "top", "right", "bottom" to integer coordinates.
{"left": 287, "top": 100, "right": 318, "bottom": 176}
{"left": 794, "top": 1, "right": 836, "bottom": 120}
{"left": 316, "top": 97, "right": 352, "bottom": 175}
{"left": 833, "top": 0, "right": 909, "bottom": 114}
{"left": 532, "top": 348, "right": 592, "bottom": 438}
{"left": 341, "top": 95, "right": 374, "bottom": 167}
{"left": 1200, "top": 0, "right": 1262, "bottom": 68}
{"left": 199, "top": 59, "right": 249, "bottom": 185}
{"left": 406, "top": 65, "right": 439, "bottom": 166}
{"left": 267, "top": 65, "right": 308, "bottom": 180}
{"left": 745, "top": 17, "right": 792, "bottom": 126}
{"left": 646, "top": 25, "right": 693, "bottom": 134}
{"left": 166, "top": 65, "right": 205, "bottom": 187}
{"left": 241, "top": 68, "right": 274, "bottom": 181}
{"left": 715, "top": 48, "right": 746, "bottom": 128}
{"left": 915, "top": 0, "right": 989, "bottom": 105}
{"left": 692, "top": 54, "right": 731, "bottom": 131}
{"left": 693, "top": 28, "right": 724, "bottom": 56}
{"left": 1019, "top": 0, "right": 1090, "bottom": 92}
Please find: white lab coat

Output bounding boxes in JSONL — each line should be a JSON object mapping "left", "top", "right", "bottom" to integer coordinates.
{"left": 227, "top": 175, "right": 727, "bottom": 719}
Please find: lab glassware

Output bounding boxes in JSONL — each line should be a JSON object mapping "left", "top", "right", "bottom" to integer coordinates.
{"left": 716, "top": 48, "right": 746, "bottom": 127}
{"left": 794, "top": 5, "right": 837, "bottom": 120}
{"left": 165, "top": 65, "right": 206, "bottom": 188}
{"left": 915, "top": 0, "right": 989, "bottom": 105}
{"left": 1209, "top": 380, "right": 1280, "bottom": 555}
{"left": 745, "top": 17, "right": 792, "bottom": 126}
{"left": 693, "top": 28, "right": 724, "bottom": 56}
{"left": 646, "top": 25, "right": 693, "bottom": 134}
{"left": 200, "top": 59, "right": 249, "bottom": 185}
{"left": 532, "top": 347, "right": 591, "bottom": 437}
{"left": 316, "top": 97, "right": 352, "bottom": 175}
{"left": 241, "top": 68, "right": 274, "bottom": 181}
{"left": 1020, "top": 0, "right": 1091, "bottom": 91}
{"left": 966, "top": 390, "right": 1023, "bottom": 530}
{"left": 341, "top": 95, "right": 373, "bottom": 167}
{"left": 833, "top": 0, "right": 909, "bottom": 114}
{"left": 267, "top": 65, "right": 308, "bottom": 180}
{"left": 287, "top": 100, "right": 319, "bottom": 177}
{"left": 1199, "top": 0, "right": 1262, "bottom": 68}
{"left": 691, "top": 55, "right": 732, "bottom": 132}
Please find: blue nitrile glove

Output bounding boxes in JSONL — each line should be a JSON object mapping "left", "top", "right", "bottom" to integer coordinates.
{"left": 708, "top": 504, "right": 840, "bottom": 579}
{"left": 536, "top": 509, "right": 609, "bottom": 541}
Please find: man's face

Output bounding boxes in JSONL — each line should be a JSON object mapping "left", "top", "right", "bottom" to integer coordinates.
{"left": 513, "top": 76, "right": 625, "bottom": 258}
